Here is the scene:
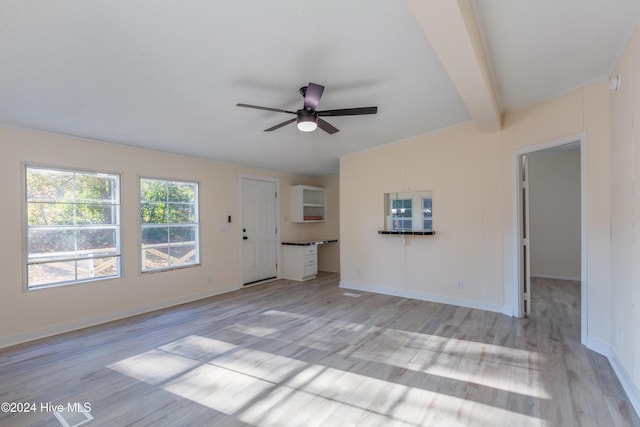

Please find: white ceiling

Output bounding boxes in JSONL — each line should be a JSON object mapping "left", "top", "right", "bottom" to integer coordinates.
{"left": 1, "top": 1, "right": 639, "bottom": 176}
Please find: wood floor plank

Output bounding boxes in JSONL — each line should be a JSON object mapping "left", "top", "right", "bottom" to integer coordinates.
{"left": 0, "top": 273, "right": 638, "bottom": 426}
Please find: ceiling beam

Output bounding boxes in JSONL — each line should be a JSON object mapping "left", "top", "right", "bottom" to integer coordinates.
{"left": 406, "top": 0, "right": 502, "bottom": 132}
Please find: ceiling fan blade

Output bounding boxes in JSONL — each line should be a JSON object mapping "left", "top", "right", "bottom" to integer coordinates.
{"left": 264, "top": 118, "right": 296, "bottom": 132}
{"left": 237, "top": 103, "right": 296, "bottom": 114}
{"left": 318, "top": 106, "right": 378, "bottom": 116}
{"left": 317, "top": 118, "right": 339, "bottom": 135}
{"left": 303, "top": 83, "right": 325, "bottom": 110}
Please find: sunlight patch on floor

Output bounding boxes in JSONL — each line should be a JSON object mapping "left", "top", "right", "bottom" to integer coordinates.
{"left": 159, "top": 335, "right": 237, "bottom": 360}
{"left": 108, "top": 349, "right": 201, "bottom": 385}
{"left": 108, "top": 331, "right": 553, "bottom": 424}
{"left": 163, "top": 363, "right": 275, "bottom": 414}
{"left": 227, "top": 324, "right": 280, "bottom": 337}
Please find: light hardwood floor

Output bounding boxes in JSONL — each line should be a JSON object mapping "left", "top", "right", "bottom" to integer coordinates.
{"left": 0, "top": 273, "right": 638, "bottom": 426}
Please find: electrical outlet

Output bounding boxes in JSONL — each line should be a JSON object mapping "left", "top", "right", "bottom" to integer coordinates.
{"left": 356, "top": 269, "right": 362, "bottom": 279}
{"left": 456, "top": 280, "right": 463, "bottom": 289}
{"left": 207, "top": 275, "right": 213, "bottom": 284}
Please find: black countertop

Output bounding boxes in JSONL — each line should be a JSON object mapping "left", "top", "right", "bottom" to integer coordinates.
{"left": 281, "top": 239, "right": 338, "bottom": 246}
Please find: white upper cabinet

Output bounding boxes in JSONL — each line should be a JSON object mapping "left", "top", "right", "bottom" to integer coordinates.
{"left": 290, "top": 185, "right": 325, "bottom": 222}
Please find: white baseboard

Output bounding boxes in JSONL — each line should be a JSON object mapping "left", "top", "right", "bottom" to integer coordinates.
{"left": 340, "top": 280, "right": 512, "bottom": 316}
{"left": 530, "top": 274, "right": 581, "bottom": 282}
{"left": 584, "top": 338, "right": 640, "bottom": 418}
{"left": 0, "top": 285, "right": 238, "bottom": 350}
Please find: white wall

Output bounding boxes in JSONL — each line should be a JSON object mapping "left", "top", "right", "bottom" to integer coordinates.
{"left": 528, "top": 149, "right": 581, "bottom": 281}
{"left": 340, "top": 123, "right": 505, "bottom": 312}
{"left": 609, "top": 23, "right": 640, "bottom": 406}
{"left": 340, "top": 78, "right": 610, "bottom": 338}
{"left": 0, "top": 126, "right": 339, "bottom": 347}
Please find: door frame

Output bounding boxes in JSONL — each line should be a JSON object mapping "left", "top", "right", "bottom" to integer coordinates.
{"left": 238, "top": 174, "right": 280, "bottom": 288}
{"left": 512, "top": 132, "right": 587, "bottom": 344}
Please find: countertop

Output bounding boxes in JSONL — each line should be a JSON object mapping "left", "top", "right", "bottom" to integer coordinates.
{"left": 281, "top": 239, "right": 338, "bottom": 246}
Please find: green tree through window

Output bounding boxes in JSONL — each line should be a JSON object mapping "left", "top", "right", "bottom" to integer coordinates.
{"left": 26, "top": 166, "right": 121, "bottom": 288}
{"left": 140, "top": 178, "right": 199, "bottom": 271}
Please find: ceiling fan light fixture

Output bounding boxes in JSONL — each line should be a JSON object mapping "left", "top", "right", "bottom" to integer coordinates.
{"left": 297, "top": 109, "right": 318, "bottom": 132}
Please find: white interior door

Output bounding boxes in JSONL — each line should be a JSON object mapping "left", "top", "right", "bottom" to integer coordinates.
{"left": 520, "top": 154, "right": 532, "bottom": 316}
{"left": 241, "top": 178, "right": 277, "bottom": 285}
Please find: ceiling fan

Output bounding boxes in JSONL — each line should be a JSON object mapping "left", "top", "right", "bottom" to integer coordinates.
{"left": 236, "top": 82, "right": 377, "bottom": 134}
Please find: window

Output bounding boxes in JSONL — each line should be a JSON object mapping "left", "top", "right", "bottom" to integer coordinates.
{"left": 384, "top": 191, "right": 433, "bottom": 233}
{"left": 140, "top": 178, "right": 199, "bottom": 272}
{"left": 391, "top": 198, "right": 413, "bottom": 231}
{"left": 422, "top": 197, "right": 433, "bottom": 231}
{"left": 25, "top": 166, "right": 121, "bottom": 289}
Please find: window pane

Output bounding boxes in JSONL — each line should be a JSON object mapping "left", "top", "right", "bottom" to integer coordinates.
{"left": 140, "top": 179, "right": 167, "bottom": 202}
{"left": 142, "top": 226, "right": 169, "bottom": 271}
{"left": 423, "top": 197, "right": 433, "bottom": 231}
{"left": 28, "top": 261, "right": 76, "bottom": 287}
{"left": 77, "top": 228, "right": 118, "bottom": 254}
{"left": 167, "top": 203, "right": 197, "bottom": 223}
{"left": 142, "top": 250, "right": 169, "bottom": 270}
{"left": 170, "top": 226, "right": 198, "bottom": 267}
{"left": 169, "top": 225, "right": 196, "bottom": 243}
{"left": 27, "top": 202, "right": 74, "bottom": 226}
{"left": 167, "top": 182, "right": 196, "bottom": 203}
{"left": 27, "top": 168, "right": 74, "bottom": 202}
{"left": 142, "top": 226, "right": 168, "bottom": 246}
{"left": 28, "top": 229, "right": 75, "bottom": 259}
{"left": 170, "top": 244, "right": 197, "bottom": 267}
{"left": 75, "top": 173, "right": 119, "bottom": 203}
{"left": 77, "top": 256, "right": 119, "bottom": 280}
{"left": 141, "top": 202, "right": 167, "bottom": 224}
{"left": 75, "top": 204, "right": 119, "bottom": 225}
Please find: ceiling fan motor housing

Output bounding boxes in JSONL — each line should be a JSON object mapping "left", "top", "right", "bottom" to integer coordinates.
{"left": 297, "top": 108, "right": 318, "bottom": 131}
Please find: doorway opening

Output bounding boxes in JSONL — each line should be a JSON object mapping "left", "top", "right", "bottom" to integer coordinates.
{"left": 514, "top": 134, "right": 586, "bottom": 343}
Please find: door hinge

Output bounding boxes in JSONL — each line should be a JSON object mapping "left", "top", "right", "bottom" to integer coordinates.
{"left": 524, "top": 292, "right": 530, "bottom": 301}
{"left": 275, "top": 191, "right": 277, "bottom": 198}
{"left": 522, "top": 237, "right": 529, "bottom": 246}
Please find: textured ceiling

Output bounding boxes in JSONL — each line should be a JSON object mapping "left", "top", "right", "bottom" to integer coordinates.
{"left": 472, "top": 0, "right": 640, "bottom": 111}
{"left": 1, "top": 1, "right": 639, "bottom": 175}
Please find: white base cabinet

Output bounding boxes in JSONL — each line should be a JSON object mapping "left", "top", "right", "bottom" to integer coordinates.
{"left": 282, "top": 245, "right": 318, "bottom": 281}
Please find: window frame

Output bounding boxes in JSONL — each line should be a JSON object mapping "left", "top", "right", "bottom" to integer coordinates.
{"left": 390, "top": 198, "right": 413, "bottom": 231}
{"left": 139, "top": 176, "right": 201, "bottom": 273}
{"left": 422, "top": 196, "right": 433, "bottom": 231}
{"left": 23, "top": 164, "right": 122, "bottom": 291}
